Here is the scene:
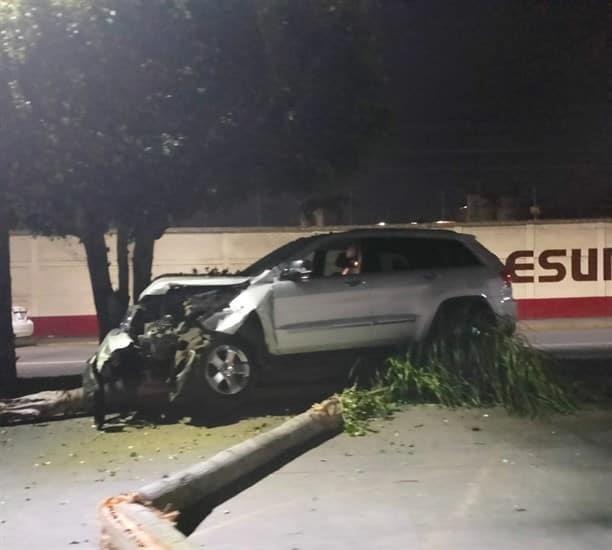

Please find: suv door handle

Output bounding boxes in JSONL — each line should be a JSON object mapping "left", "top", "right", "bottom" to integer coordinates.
{"left": 345, "top": 279, "right": 366, "bottom": 287}
{"left": 423, "top": 272, "right": 437, "bottom": 281}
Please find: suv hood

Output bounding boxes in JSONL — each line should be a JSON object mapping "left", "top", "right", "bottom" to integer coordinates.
{"left": 139, "top": 275, "right": 251, "bottom": 299}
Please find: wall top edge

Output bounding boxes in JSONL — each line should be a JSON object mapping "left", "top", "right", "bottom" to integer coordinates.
{"left": 9, "top": 218, "right": 612, "bottom": 237}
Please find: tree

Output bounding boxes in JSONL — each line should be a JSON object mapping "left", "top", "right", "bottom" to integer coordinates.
{"left": 1, "top": 1, "right": 211, "bottom": 336}
{"left": 252, "top": 0, "right": 387, "bottom": 198}
{"left": 1, "top": 0, "right": 387, "bottom": 346}
{"left": 0, "top": 200, "right": 16, "bottom": 397}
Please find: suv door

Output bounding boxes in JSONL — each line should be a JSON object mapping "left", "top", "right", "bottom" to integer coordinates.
{"left": 361, "top": 236, "right": 485, "bottom": 344}
{"left": 271, "top": 238, "right": 375, "bottom": 354}
{"left": 359, "top": 237, "right": 437, "bottom": 344}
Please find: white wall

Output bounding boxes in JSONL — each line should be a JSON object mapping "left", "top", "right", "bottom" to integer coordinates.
{"left": 10, "top": 220, "right": 612, "bottom": 318}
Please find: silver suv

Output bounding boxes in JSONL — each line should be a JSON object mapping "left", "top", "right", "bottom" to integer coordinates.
{"left": 86, "top": 228, "right": 516, "bottom": 423}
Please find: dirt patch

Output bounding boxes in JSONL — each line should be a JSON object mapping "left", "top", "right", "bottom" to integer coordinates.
{"left": 1, "top": 414, "right": 287, "bottom": 473}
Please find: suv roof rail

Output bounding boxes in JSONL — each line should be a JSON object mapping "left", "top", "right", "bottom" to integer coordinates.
{"left": 338, "top": 227, "right": 459, "bottom": 237}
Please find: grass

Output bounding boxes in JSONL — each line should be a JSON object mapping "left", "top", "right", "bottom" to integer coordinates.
{"left": 339, "top": 325, "right": 576, "bottom": 436}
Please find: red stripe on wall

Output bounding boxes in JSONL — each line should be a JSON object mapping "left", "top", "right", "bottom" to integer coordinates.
{"left": 33, "top": 315, "right": 99, "bottom": 338}
{"left": 517, "top": 297, "right": 612, "bottom": 320}
{"left": 30, "top": 297, "right": 612, "bottom": 337}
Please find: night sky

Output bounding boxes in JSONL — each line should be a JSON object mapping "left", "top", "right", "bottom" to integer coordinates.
{"left": 203, "top": 1, "right": 610, "bottom": 226}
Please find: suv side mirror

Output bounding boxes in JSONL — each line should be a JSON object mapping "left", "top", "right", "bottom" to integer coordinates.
{"left": 280, "top": 259, "right": 312, "bottom": 282}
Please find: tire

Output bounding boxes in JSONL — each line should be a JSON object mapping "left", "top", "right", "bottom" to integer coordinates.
{"left": 469, "top": 304, "right": 497, "bottom": 336}
{"left": 199, "top": 335, "right": 257, "bottom": 398}
{"left": 419, "top": 300, "right": 496, "bottom": 367}
{"left": 428, "top": 300, "right": 496, "bottom": 343}
{"left": 172, "top": 333, "right": 259, "bottom": 418}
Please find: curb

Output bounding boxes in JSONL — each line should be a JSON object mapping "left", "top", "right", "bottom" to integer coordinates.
{"left": 98, "top": 397, "right": 343, "bottom": 549}
{"left": 518, "top": 318, "right": 612, "bottom": 332}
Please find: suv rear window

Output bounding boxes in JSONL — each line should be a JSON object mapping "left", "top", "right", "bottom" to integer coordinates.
{"left": 362, "top": 237, "right": 481, "bottom": 273}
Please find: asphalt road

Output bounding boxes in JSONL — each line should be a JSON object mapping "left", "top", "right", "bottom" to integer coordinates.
{"left": 15, "top": 325, "right": 612, "bottom": 379}
{"left": 521, "top": 328, "right": 612, "bottom": 359}
{"left": 16, "top": 339, "right": 98, "bottom": 378}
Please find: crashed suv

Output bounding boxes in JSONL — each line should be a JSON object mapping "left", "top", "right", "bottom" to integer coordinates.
{"left": 84, "top": 228, "right": 516, "bottom": 426}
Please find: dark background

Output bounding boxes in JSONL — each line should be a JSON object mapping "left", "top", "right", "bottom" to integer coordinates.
{"left": 202, "top": 1, "right": 610, "bottom": 226}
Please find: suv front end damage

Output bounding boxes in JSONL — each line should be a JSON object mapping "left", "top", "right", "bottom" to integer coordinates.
{"left": 83, "top": 276, "right": 261, "bottom": 428}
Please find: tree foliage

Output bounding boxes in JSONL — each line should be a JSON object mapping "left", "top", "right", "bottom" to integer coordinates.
{"left": 0, "top": 0, "right": 387, "bottom": 340}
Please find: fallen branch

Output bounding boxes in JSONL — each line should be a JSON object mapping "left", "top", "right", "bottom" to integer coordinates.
{"left": 0, "top": 388, "right": 86, "bottom": 425}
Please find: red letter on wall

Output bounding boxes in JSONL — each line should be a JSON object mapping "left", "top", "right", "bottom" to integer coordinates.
{"left": 571, "top": 249, "right": 597, "bottom": 281}
{"left": 604, "top": 248, "right": 612, "bottom": 281}
{"left": 539, "top": 249, "right": 567, "bottom": 283}
{"left": 506, "top": 250, "right": 534, "bottom": 283}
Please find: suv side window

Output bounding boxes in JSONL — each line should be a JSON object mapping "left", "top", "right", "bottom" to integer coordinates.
{"left": 362, "top": 237, "right": 481, "bottom": 273}
{"left": 310, "top": 240, "right": 361, "bottom": 277}
{"left": 433, "top": 239, "right": 482, "bottom": 268}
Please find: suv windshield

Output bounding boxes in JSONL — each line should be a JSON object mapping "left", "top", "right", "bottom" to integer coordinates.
{"left": 240, "top": 237, "right": 313, "bottom": 276}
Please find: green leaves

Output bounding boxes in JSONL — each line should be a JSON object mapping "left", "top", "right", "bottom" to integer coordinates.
{"left": 340, "top": 328, "right": 576, "bottom": 436}
{"left": 397, "top": 330, "right": 576, "bottom": 417}
{"left": 340, "top": 385, "right": 395, "bottom": 437}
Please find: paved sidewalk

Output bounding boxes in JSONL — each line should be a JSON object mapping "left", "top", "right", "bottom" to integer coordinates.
{"left": 518, "top": 318, "right": 612, "bottom": 358}
{"left": 192, "top": 406, "right": 612, "bottom": 550}
{"left": 30, "top": 336, "right": 99, "bottom": 346}
{"left": 519, "top": 317, "right": 612, "bottom": 332}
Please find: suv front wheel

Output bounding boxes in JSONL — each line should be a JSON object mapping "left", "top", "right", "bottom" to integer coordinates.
{"left": 200, "top": 337, "right": 256, "bottom": 398}
{"left": 169, "top": 330, "right": 260, "bottom": 420}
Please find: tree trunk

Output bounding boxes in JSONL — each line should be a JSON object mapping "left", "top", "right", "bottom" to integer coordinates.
{"left": 132, "top": 230, "right": 156, "bottom": 301}
{"left": 0, "top": 204, "right": 16, "bottom": 397}
{"left": 82, "top": 229, "right": 115, "bottom": 342}
{"left": 114, "top": 225, "right": 130, "bottom": 325}
{"left": 0, "top": 389, "right": 85, "bottom": 424}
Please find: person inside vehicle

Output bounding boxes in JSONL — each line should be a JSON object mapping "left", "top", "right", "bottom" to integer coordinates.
{"left": 340, "top": 243, "right": 361, "bottom": 276}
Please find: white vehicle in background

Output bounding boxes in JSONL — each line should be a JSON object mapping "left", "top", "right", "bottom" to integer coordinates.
{"left": 12, "top": 306, "right": 35, "bottom": 342}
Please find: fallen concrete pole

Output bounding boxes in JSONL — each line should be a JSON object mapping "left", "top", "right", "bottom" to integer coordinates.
{"left": 99, "top": 397, "right": 343, "bottom": 549}
{"left": 99, "top": 494, "right": 193, "bottom": 550}
{"left": 139, "top": 397, "right": 343, "bottom": 510}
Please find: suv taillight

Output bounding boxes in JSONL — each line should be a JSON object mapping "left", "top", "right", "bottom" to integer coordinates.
{"left": 500, "top": 268, "right": 513, "bottom": 288}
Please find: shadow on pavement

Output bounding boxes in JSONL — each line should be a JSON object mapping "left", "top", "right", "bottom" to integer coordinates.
{"left": 187, "top": 382, "right": 345, "bottom": 428}
{"left": 554, "top": 357, "right": 612, "bottom": 405}
{"left": 98, "top": 378, "right": 347, "bottom": 431}
{"left": 176, "top": 427, "right": 340, "bottom": 536}
{"left": 92, "top": 349, "right": 386, "bottom": 430}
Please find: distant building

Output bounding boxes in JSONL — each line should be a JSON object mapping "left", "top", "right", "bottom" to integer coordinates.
{"left": 460, "top": 194, "right": 521, "bottom": 222}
